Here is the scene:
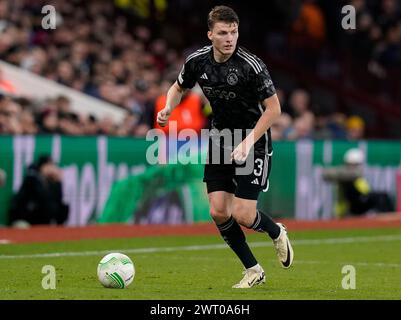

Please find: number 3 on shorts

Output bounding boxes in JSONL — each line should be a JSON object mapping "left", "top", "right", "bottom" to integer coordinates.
{"left": 254, "top": 158, "right": 263, "bottom": 177}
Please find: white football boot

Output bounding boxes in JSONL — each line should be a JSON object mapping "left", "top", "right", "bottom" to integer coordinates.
{"left": 232, "top": 264, "right": 266, "bottom": 289}
{"left": 273, "top": 223, "right": 294, "bottom": 268}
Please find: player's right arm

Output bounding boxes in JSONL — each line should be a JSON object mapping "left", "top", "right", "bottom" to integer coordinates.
{"left": 156, "top": 81, "right": 185, "bottom": 127}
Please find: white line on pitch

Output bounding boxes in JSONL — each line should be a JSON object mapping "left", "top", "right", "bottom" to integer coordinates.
{"left": 293, "top": 260, "right": 401, "bottom": 268}
{"left": 0, "top": 234, "right": 401, "bottom": 260}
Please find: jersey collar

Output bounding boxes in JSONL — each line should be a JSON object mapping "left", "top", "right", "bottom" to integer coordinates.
{"left": 209, "top": 45, "right": 239, "bottom": 66}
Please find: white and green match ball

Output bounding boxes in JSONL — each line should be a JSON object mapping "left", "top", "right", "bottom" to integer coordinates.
{"left": 97, "top": 253, "right": 135, "bottom": 289}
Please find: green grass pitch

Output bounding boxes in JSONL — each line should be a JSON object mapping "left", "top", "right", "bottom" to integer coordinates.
{"left": 1, "top": 228, "right": 401, "bottom": 300}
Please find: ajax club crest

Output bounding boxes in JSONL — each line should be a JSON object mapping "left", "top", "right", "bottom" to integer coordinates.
{"left": 227, "top": 70, "right": 239, "bottom": 86}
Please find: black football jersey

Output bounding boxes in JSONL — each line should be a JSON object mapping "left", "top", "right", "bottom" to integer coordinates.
{"left": 177, "top": 45, "right": 276, "bottom": 155}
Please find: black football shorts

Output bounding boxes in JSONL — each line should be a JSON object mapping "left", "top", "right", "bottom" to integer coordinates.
{"left": 203, "top": 152, "right": 272, "bottom": 200}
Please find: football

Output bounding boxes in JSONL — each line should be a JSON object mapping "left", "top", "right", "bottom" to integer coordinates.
{"left": 97, "top": 253, "right": 135, "bottom": 289}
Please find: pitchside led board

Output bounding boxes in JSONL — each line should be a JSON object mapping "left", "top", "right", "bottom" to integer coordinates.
{"left": 0, "top": 135, "right": 400, "bottom": 226}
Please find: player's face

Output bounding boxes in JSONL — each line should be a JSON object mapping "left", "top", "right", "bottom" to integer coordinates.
{"left": 208, "top": 22, "right": 238, "bottom": 57}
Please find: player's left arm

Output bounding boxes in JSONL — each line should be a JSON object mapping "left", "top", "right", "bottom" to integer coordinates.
{"left": 249, "top": 94, "right": 281, "bottom": 143}
{"left": 232, "top": 61, "right": 281, "bottom": 162}
{"left": 231, "top": 94, "right": 281, "bottom": 162}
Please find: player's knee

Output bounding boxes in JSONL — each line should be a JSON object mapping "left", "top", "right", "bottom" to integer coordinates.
{"left": 232, "top": 202, "right": 252, "bottom": 227}
{"left": 210, "top": 207, "right": 230, "bottom": 224}
{"left": 232, "top": 202, "right": 247, "bottom": 217}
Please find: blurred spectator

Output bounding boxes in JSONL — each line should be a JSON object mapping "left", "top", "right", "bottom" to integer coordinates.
{"left": 275, "top": 88, "right": 288, "bottom": 112}
{"left": 128, "top": 79, "right": 155, "bottom": 130}
{"left": 55, "top": 95, "right": 72, "bottom": 114}
{"left": 326, "top": 113, "right": 347, "bottom": 139}
{"left": 293, "top": 0, "right": 326, "bottom": 39}
{"left": 313, "top": 112, "right": 348, "bottom": 140}
{"left": 20, "top": 108, "right": 38, "bottom": 134}
{"left": 82, "top": 114, "right": 100, "bottom": 135}
{"left": 115, "top": 112, "right": 137, "bottom": 136}
{"left": 346, "top": 115, "right": 365, "bottom": 140}
{"left": 287, "top": 89, "right": 314, "bottom": 121}
{"left": 58, "top": 111, "right": 83, "bottom": 135}
{"left": 284, "top": 89, "right": 315, "bottom": 140}
{"left": 322, "top": 148, "right": 394, "bottom": 217}
{"left": 271, "top": 112, "right": 293, "bottom": 140}
{"left": 115, "top": 0, "right": 167, "bottom": 21}
{"left": 286, "top": 116, "right": 315, "bottom": 140}
{"left": 352, "top": 11, "right": 376, "bottom": 60}
{"left": 313, "top": 114, "right": 333, "bottom": 140}
{"left": 98, "top": 116, "right": 116, "bottom": 136}
{"left": 8, "top": 155, "right": 69, "bottom": 226}
{"left": 0, "top": 95, "right": 23, "bottom": 134}
{"left": 372, "top": 21, "right": 401, "bottom": 69}
{"left": 38, "top": 109, "right": 59, "bottom": 134}
{"left": 154, "top": 90, "right": 206, "bottom": 134}
{"left": 376, "top": 0, "right": 401, "bottom": 32}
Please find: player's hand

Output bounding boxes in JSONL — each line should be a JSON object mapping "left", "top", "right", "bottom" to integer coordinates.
{"left": 157, "top": 107, "right": 171, "bottom": 127}
{"left": 231, "top": 140, "right": 253, "bottom": 163}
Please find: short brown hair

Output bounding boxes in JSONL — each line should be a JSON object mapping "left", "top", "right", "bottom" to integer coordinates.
{"left": 207, "top": 6, "right": 239, "bottom": 30}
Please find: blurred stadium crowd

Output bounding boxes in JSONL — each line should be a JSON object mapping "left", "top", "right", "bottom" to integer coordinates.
{"left": 0, "top": 0, "right": 400, "bottom": 139}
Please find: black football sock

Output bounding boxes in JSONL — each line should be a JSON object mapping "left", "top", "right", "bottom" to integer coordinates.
{"left": 250, "top": 210, "right": 281, "bottom": 240}
{"left": 216, "top": 216, "right": 258, "bottom": 269}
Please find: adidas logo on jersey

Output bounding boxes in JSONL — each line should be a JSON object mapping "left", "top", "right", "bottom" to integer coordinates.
{"left": 200, "top": 73, "right": 208, "bottom": 80}
{"left": 251, "top": 178, "right": 259, "bottom": 185}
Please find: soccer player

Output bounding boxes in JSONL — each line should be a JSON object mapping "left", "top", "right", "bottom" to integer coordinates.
{"left": 157, "top": 5, "right": 294, "bottom": 288}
